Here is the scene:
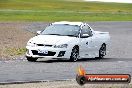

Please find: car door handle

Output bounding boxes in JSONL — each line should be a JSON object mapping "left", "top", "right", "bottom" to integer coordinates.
{"left": 86, "top": 42, "right": 88, "bottom": 45}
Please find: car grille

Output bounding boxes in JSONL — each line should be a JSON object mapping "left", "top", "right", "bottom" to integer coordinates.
{"left": 32, "top": 50, "right": 56, "bottom": 56}
{"left": 37, "top": 44, "right": 52, "bottom": 47}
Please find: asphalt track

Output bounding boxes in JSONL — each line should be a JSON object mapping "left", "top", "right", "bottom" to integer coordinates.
{"left": 0, "top": 22, "right": 132, "bottom": 84}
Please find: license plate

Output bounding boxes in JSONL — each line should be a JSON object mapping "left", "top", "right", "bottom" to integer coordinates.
{"left": 38, "top": 49, "right": 48, "bottom": 54}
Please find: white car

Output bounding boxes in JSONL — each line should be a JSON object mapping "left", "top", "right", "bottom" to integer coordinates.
{"left": 26, "top": 21, "right": 110, "bottom": 62}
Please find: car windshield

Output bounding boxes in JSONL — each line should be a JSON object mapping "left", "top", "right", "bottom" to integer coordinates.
{"left": 41, "top": 24, "right": 80, "bottom": 37}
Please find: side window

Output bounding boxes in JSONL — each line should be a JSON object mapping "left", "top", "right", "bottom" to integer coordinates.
{"left": 81, "top": 25, "right": 92, "bottom": 36}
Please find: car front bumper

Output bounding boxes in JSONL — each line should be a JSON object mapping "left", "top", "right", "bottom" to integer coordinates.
{"left": 26, "top": 46, "right": 72, "bottom": 59}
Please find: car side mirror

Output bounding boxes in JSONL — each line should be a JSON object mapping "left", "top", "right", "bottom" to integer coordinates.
{"left": 37, "top": 31, "right": 41, "bottom": 35}
{"left": 81, "top": 34, "right": 89, "bottom": 38}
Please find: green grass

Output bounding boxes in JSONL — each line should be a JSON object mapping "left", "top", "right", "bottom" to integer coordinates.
{"left": 5, "top": 48, "right": 26, "bottom": 56}
{"left": 0, "top": 0, "right": 132, "bottom": 21}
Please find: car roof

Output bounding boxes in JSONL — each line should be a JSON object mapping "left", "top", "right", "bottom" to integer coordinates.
{"left": 52, "top": 21, "right": 84, "bottom": 26}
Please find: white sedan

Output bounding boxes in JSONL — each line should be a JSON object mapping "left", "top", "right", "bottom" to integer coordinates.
{"left": 26, "top": 21, "right": 110, "bottom": 62}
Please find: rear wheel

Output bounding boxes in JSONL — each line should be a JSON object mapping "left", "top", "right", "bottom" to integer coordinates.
{"left": 70, "top": 47, "right": 79, "bottom": 62}
{"left": 99, "top": 44, "right": 106, "bottom": 58}
{"left": 26, "top": 57, "right": 38, "bottom": 62}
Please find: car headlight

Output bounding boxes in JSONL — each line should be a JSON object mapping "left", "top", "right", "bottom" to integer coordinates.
{"left": 54, "top": 44, "right": 68, "bottom": 48}
{"left": 27, "top": 42, "right": 36, "bottom": 47}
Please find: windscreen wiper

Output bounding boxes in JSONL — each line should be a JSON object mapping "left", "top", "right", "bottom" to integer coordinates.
{"left": 66, "top": 35, "right": 77, "bottom": 37}
{"left": 47, "top": 34, "right": 62, "bottom": 36}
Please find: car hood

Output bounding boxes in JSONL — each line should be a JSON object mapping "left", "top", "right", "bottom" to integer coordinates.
{"left": 28, "top": 35, "right": 76, "bottom": 45}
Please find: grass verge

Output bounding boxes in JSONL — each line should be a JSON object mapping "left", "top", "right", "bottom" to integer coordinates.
{"left": 0, "top": 0, "right": 132, "bottom": 21}
{"left": 5, "top": 48, "right": 26, "bottom": 56}
{"left": 0, "top": 22, "right": 35, "bottom": 60}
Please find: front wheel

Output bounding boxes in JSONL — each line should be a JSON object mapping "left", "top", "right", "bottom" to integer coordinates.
{"left": 26, "top": 57, "right": 38, "bottom": 62}
{"left": 70, "top": 47, "right": 79, "bottom": 62}
{"left": 99, "top": 44, "right": 106, "bottom": 58}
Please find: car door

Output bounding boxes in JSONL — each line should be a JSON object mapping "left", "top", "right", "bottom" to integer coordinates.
{"left": 79, "top": 24, "right": 95, "bottom": 58}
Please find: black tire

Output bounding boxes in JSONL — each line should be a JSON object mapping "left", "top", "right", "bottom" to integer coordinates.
{"left": 26, "top": 57, "right": 38, "bottom": 62}
{"left": 76, "top": 75, "right": 86, "bottom": 86}
{"left": 99, "top": 44, "right": 106, "bottom": 58}
{"left": 70, "top": 47, "right": 79, "bottom": 62}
